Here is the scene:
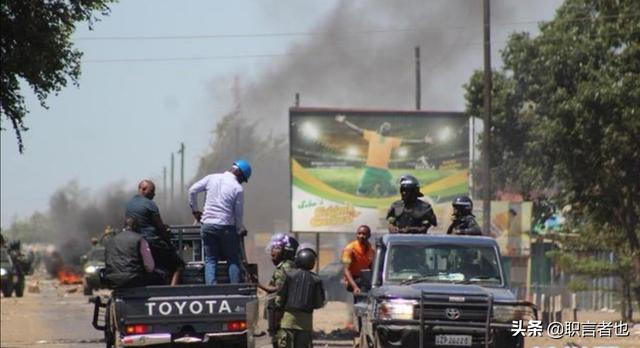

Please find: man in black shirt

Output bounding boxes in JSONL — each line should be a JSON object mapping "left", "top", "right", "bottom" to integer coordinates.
{"left": 386, "top": 175, "right": 437, "bottom": 234}
{"left": 446, "top": 196, "right": 482, "bottom": 236}
{"left": 125, "top": 180, "right": 183, "bottom": 285}
{"left": 104, "top": 217, "right": 162, "bottom": 288}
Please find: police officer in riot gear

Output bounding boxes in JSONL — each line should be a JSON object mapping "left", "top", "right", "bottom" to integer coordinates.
{"left": 275, "top": 245, "right": 325, "bottom": 348}
{"left": 255, "top": 234, "right": 299, "bottom": 348}
{"left": 446, "top": 196, "right": 482, "bottom": 236}
{"left": 386, "top": 175, "right": 437, "bottom": 233}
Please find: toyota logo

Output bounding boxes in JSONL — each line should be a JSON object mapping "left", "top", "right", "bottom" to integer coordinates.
{"left": 445, "top": 308, "right": 461, "bottom": 320}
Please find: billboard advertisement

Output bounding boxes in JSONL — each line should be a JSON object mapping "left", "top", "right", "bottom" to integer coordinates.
{"left": 290, "top": 107, "right": 469, "bottom": 233}
{"left": 475, "top": 201, "right": 532, "bottom": 257}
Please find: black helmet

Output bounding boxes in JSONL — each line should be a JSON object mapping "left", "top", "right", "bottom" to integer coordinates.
{"left": 295, "top": 247, "right": 317, "bottom": 271}
{"left": 452, "top": 196, "right": 473, "bottom": 214}
{"left": 399, "top": 175, "right": 424, "bottom": 197}
{"left": 8, "top": 239, "right": 21, "bottom": 251}
{"left": 282, "top": 235, "right": 299, "bottom": 261}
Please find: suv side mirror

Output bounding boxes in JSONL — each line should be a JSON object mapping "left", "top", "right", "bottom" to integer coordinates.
{"left": 360, "top": 269, "right": 372, "bottom": 291}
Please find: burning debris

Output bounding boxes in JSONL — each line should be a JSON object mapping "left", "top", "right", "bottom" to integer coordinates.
{"left": 42, "top": 247, "right": 83, "bottom": 285}
{"left": 57, "top": 266, "right": 83, "bottom": 285}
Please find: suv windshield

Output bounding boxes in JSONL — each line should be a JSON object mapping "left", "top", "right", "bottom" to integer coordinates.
{"left": 385, "top": 243, "right": 502, "bottom": 285}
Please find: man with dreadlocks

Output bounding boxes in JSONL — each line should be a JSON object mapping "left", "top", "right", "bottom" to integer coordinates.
{"left": 254, "top": 233, "right": 299, "bottom": 348}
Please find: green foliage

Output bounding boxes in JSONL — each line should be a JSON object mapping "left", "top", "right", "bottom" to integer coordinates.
{"left": 465, "top": 0, "right": 640, "bottom": 210}
{"left": 464, "top": 0, "right": 640, "bottom": 240}
{"left": 567, "top": 278, "right": 589, "bottom": 292}
{"left": 4, "top": 212, "right": 54, "bottom": 244}
{"left": 0, "top": 0, "right": 115, "bottom": 153}
{"left": 464, "top": 0, "right": 640, "bottom": 305}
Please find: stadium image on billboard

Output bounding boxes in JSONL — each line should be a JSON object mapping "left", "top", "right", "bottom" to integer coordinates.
{"left": 290, "top": 107, "right": 469, "bottom": 233}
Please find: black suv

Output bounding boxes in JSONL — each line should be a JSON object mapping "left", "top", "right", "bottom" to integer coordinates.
{"left": 355, "top": 234, "right": 536, "bottom": 348}
{"left": 1, "top": 246, "right": 31, "bottom": 297}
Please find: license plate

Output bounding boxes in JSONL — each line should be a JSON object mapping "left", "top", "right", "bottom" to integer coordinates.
{"left": 435, "top": 335, "right": 472, "bottom": 346}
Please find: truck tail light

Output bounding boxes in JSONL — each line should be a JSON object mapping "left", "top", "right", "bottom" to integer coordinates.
{"left": 125, "top": 324, "right": 152, "bottom": 335}
{"left": 226, "top": 320, "right": 247, "bottom": 331}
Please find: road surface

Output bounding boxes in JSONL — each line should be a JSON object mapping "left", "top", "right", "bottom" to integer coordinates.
{"left": 0, "top": 275, "right": 351, "bottom": 348}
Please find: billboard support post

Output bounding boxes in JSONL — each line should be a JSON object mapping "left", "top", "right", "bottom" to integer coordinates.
{"left": 415, "top": 46, "right": 421, "bottom": 110}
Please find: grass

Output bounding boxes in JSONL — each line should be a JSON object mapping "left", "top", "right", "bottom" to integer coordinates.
{"left": 306, "top": 167, "right": 455, "bottom": 196}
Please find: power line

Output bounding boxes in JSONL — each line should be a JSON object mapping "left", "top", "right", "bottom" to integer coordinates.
{"left": 82, "top": 28, "right": 640, "bottom": 64}
{"left": 74, "top": 13, "right": 640, "bottom": 42}
{"left": 84, "top": 53, "right": 287, "bottom": 63}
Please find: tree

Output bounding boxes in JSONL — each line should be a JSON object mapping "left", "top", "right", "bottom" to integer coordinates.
{"left": 1, "top": 0, "right": 115, "bottom": 153}
{"left": 193, "top": 107, "right": 289, "bottom": 232}
{"left": 465, "top": 0, "right": 640, "bottom": 308}
{"left": 548, "top": 222, "right": 635, "bottom": 321}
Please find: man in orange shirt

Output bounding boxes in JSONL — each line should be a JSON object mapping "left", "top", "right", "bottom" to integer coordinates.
{"left": 342, "top": 225, "right": 375, "bottom": 295}
{"left": 335, "top": 114, "right": 432, "bottom": 196}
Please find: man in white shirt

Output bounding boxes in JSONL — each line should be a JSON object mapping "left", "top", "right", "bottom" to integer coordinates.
{"left": 188, "top": 159, "right": 252, "bottom": 284}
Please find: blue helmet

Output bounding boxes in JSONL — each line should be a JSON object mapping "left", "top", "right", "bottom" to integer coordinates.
{"left": 233, "top": 159, "right": 252, "bottom": 182}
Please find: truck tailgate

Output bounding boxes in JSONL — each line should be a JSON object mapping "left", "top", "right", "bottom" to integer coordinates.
{"left": 113, "top": 284, "right": 258, "bottom": 334}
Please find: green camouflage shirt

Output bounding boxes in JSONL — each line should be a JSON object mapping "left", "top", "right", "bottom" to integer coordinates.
{"left": 269, "top": 259, "right": 295, "bottom": 309}
{"left": 270, "top": 259, "right": 295, "bottom": 289}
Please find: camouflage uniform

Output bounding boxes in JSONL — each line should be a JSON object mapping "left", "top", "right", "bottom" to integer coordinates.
{"left": 274, "top": 268, "right": 324, "bottom": 348}
{"left": 274, "top": 292, "right": 314, "bottom": 348}
{"left": 267, "top": 259, "right": 295, "bottom": 347}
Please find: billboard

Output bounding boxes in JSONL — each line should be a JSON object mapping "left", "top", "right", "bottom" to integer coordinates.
{"left": 475, "top": 201, "right": 532, "bottom": 257}
{"left": 290, "top": 107, "right": 470, "bottom": 233}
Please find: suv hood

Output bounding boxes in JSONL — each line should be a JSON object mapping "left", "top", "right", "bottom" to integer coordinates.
{"left": 372, "top": 283, "right": 516, "bottom": 302}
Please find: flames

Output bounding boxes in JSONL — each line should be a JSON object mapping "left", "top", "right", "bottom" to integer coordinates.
{"left": 57, "top": 266, "right": 83, "bottom": 285}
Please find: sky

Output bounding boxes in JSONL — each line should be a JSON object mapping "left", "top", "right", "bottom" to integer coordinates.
{"left": 0, "top": 0, "right": 563, "bottom": 228}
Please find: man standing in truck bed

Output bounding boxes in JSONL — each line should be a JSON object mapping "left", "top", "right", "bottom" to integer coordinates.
{"left": 188, "top": 159, "right": 252, "bottom": 284}
{"left": 386, "top": 175, "right": 437, "bottom": 233}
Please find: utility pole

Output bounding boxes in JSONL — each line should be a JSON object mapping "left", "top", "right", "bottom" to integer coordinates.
{"left": 233, "top": 76, "right": 241, "bottom": 159}
{"left": 482, "top": 0, "right": 492, "bottom": 234}
{"left": 295, "top": 93, "right": 300, "bottom": 107}
{"left": 163, "top": 166, "right": 167, "bottom": 204}
{"left": 170, "top": 153, "right": 175, "bottom": 205}
{"left": 178, "top": 142, "right": 185, "bottom": 200}
{"left": 415, "top": 46, "right": 421, "bottom": 110}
